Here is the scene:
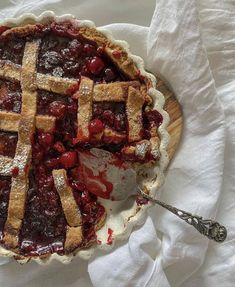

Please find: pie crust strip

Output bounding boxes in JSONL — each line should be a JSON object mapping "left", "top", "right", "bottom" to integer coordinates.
{"left": 126, "top": 86, "right": 145, "bottom": 142}
{"left": 93, "top": 81, "right": 140, "bottom": 102}
{"left": 0, "top": 111, "right": 56, "bottom": 132}
{"left": 76, "top": 77, "right": 94, "bottom": 141}
{"left": 52, "top": 169, "right": 83, "bottom": 252}
{"left": 0, "top": 155, "right": 13, "bottom": 176}
{"left": 0, "top": 60, "right": 141, "bottom": 99}
{"left": 3, "top": 40, "right": 40, "bottom": 249}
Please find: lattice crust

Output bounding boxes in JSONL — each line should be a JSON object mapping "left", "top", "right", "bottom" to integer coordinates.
{"left": 52, "top": 169, "right": 82, "bottom": 227}
{"left": 0, "top": 155, "right": 12, "bottom": 175}
{"left": 64, "top": 226, "right": 83, "bottom": 253}
{"left": 93, "top": 81, "right": 140, "bottom": 102}
{"left": 0, "top": 111, "right": 56, "bottom": 132}
{"left": 52, "top": 169, "right": 83, "bottom": 252}
{"left": 0, "top": 22, "right": 162, "bottom": 257}
{"left": 126, "top": 86, "right": 145, "bottom": 142}
{"left": 0, "top": 58, "right": 150, "bottom": 145}
{"left": 76, "top": 77, "right": 94, "bottom": 141}
{"left": 3, "top": 40, "right": 40, "bottom": 248}
{"left": 74, "top": 77, "right": 146, "bottom": 143}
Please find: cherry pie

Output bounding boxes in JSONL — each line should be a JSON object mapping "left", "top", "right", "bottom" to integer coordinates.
{"left": 0, "top": 18, "right": 165, "bottom": 261}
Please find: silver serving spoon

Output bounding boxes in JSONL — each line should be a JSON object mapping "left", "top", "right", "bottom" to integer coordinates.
{"left": 137, "top": 187, "right": 227, "bottom": 243}
{"left": 78, "top": 148, "right": 227, "bottom": 243}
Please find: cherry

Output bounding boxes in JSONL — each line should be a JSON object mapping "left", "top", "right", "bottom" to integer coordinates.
{"left": 53, "top": 142, "right": 65, "bottom": 153}
{"left": 144, "top": 110, "right": 163, "bottom": 127}
{"left": 49, "top": 101, "right": 66, "bottom": 118}
{"left": 104, "top": 68, "right": 116, "bottom": 82}
{"left": 88, "top": 57, "right": 105, "bottom": 75}
{"left": 38, "top": 132, "right": 54, "bottom": 148}
{"left": 89, "top": 119, "right": 104, "bottom": 134}
{"left": 102, "top": 110, "right": 115, "bottom": 127}
{"left": 60, "top": 151, "right": 77, "bottom": 169}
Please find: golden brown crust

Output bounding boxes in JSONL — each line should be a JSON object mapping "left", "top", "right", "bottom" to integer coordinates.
{"left": 0, "top": 61, "right": 21, "bottom": 82}
{"left": 0, "top": 155, "right": 12, "bottom": 176}
{"left": 3, "top": 40, "right": 39, "bottom": 249}
{"left": 35, "top": 115, "right": 56, "bottom": 131}
{"left": 0, "top": 111, "right": 20, "bottom": 132}
{"left": 52, "top": 169, "right": 82, "bottom": 226}
{"left": 2, "top": 24, "right": 43, "bottom": 38}
{"left": 21, "top": 40, "right": 40, "bottom": 90}
{"left": 94, "top": 81, "right": 140, "bottom": 102}
{"left": 64, "top": 226, "right": 83, "bottom": 253}
{"left": 4, "top": 144, "right": 32, "bottom": 248}
{"left": 0, "top": 111, "right": 55, "bottom": 132}
{"left": 126, "top": 86, "right": 144, "bottom": 142}
{"left": 103, "top": 128, "right": 127, "bottom": 143}
{"left": 79, "top": 27, "right": 139, "bottom": 80}
{"left": 0, "top": 60, "right": 77, "bottom": 95}
{"left": 76, "top": 77, "right": 94, "bottom": 141}
{"left": 0, "top": 20, "right": 162, "bottom": 258}
{"left": 36, "top": 73, "right": 77, "bottom": 95}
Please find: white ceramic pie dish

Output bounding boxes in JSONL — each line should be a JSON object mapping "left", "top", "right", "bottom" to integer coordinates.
{"left": 0, "top": 11, "right": 170, "bottom": 264}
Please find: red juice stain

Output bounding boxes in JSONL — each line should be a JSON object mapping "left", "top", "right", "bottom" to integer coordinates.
{"left": 136, "top": 195, "right": 149, "bottom": 206}
{"left": 107, "top": 228, "right": 113, "bottom": 245}
{"left": 77, "top": 164, "right": 113, "bottom": 199}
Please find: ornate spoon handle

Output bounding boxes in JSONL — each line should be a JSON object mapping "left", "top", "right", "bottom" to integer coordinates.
{"left": 137, "top": 187, "right": 227, "bottom": 242}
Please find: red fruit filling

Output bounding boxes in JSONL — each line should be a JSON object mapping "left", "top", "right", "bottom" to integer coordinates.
{"left": 0, "top": 80, "right": 22, "bottom": 113}
{"left": 87, "top": 56, "right": 105, "bottom": 75}
{"left": 60, "top": 151, "right": 77, "bottom": 169}
{"left": 89, "top": 119, "right": 104, "bottom": 134}
{"left": 0, "top": 21, "right": 163, "bottom": 257}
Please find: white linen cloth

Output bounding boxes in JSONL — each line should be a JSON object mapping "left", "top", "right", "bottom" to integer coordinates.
{"left": 0, "top": 0, "right": 234, "bottom": 286}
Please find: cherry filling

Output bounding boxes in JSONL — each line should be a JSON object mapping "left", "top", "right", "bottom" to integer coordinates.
{"left": 0, "top": 37, "right": 25, "bottom": 65}
{"left": 0, "top": 80, "right": 22, "bottom": 113}
{"left": 92, "top": 102, "right": 127, "bottom": 132}
{"left": 0, "top": 132, "right": 18, "bottom": 157}
{"left": 0, "top": 22, "right": 163, "bottom": 257}
{"left": 19, "top": 171, "right": 67, "bottom": 256}
{"left": 37, "top": 33, "right": 122, "bottom": 83}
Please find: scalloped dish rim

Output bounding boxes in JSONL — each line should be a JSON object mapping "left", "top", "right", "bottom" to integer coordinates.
{"left": 0, "top": 11, "right": 170, "bottom": 265}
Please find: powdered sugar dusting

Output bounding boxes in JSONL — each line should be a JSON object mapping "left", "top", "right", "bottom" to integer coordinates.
{"left": 0, "top": 11, "right": 170, "bottom": 264}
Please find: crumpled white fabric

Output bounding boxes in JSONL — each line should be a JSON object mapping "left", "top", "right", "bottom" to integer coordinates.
{"left": 0, "top": 0, "right": 234, "bottom": 286}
